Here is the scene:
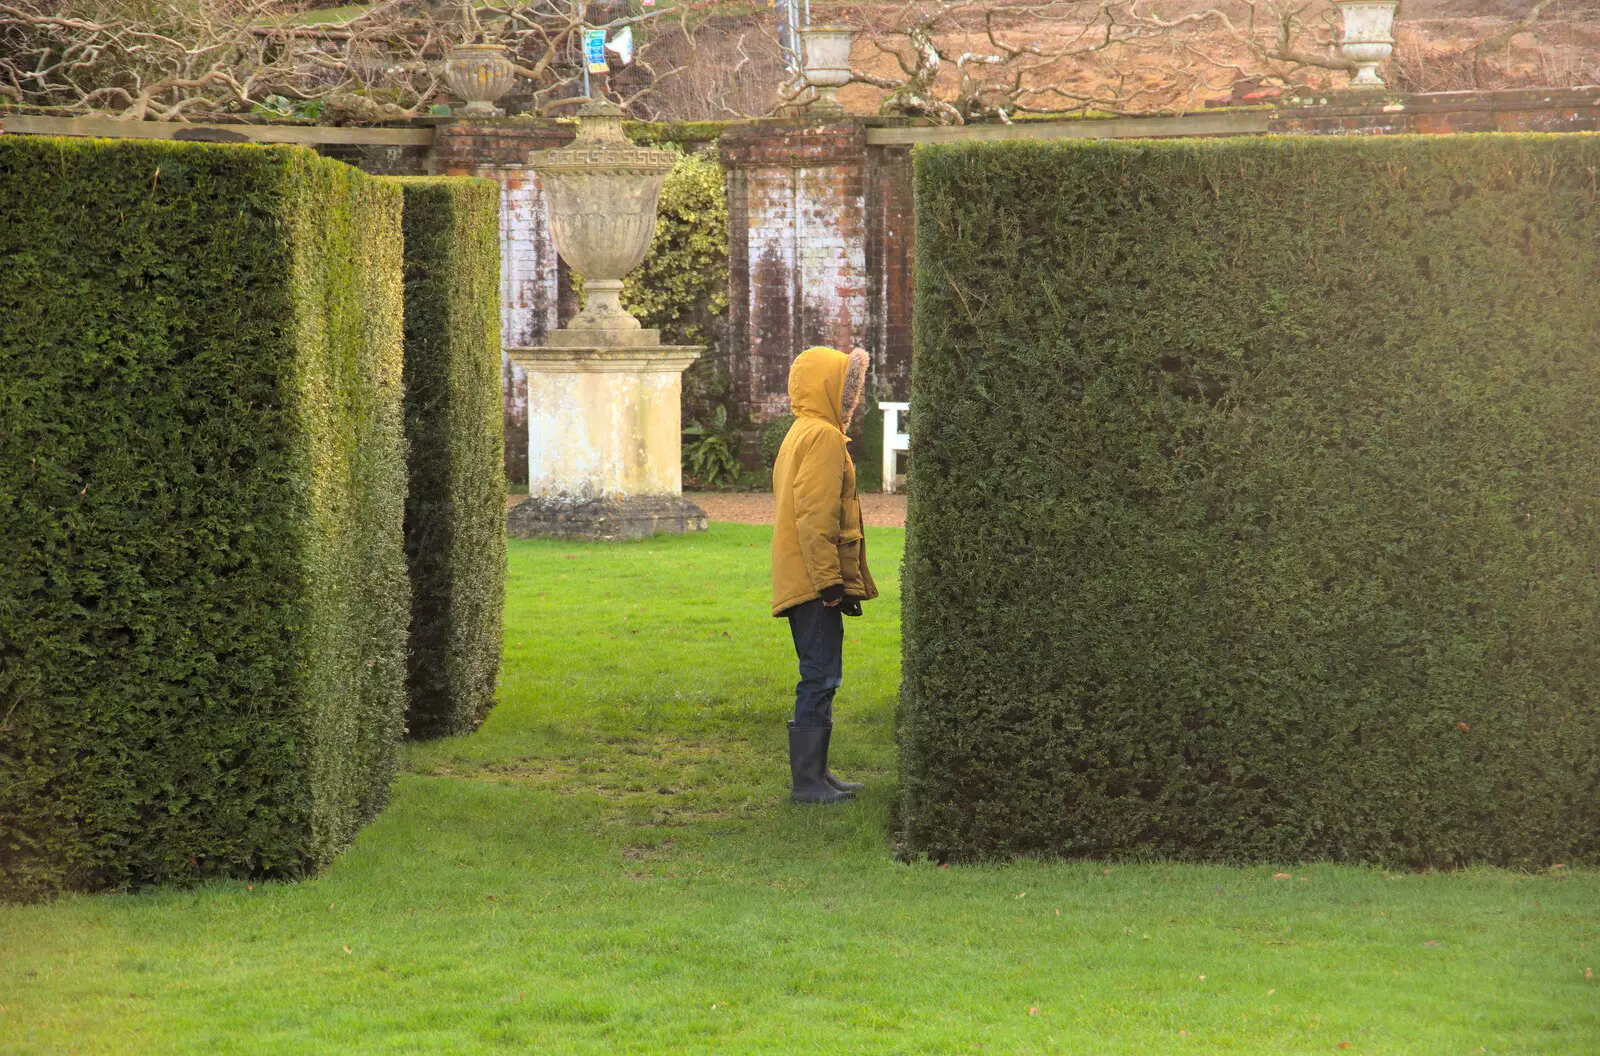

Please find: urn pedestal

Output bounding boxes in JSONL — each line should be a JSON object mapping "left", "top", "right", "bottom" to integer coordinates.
{"left": 507, "top": 346, "right": 706, "bottom": 541}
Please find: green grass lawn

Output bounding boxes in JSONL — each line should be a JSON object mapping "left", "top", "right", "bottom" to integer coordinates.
{"left": 2, "top": 524, "right": 1596, "bottom": 1054}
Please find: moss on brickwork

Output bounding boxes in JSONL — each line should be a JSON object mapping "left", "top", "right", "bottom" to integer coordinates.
{"left": 624, "top": 120, "right": 735, "bottom": 149}
{"left": 389, "top": 177, "right": 506, "bottom": 740}
{"left": 901, "top": 133, "right": 1600, "bottom": 868}
{"left": 0, "top": 138, "right": 409, "bottom": 900}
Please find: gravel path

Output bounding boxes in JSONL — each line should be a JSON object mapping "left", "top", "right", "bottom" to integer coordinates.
{"left": 688, "top": 491, "right": 906, "bottom": 528}
{"left": 507, "top": 491, "right": 907, "bottom": 528}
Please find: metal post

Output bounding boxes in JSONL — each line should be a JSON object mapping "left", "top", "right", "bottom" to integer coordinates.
{"left": 580, "top": 1, "right": 591, "bottom": 99}
{"left": 776, "top": 0, "right": 805, "bottom": 79}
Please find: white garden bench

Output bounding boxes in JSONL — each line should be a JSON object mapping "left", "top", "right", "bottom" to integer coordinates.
{"left": 879, "top": 401, "right": 910, "bottom": 494}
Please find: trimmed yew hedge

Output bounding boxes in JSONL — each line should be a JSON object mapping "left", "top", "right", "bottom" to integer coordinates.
{"left": 900, "top": 134, "right": 1600, "bottom": 868}
{"left": 0, "top": 137, "right": 409, "bottom": 900}
{"left": 391, "top": 177, "right": 506, "bottom": 739}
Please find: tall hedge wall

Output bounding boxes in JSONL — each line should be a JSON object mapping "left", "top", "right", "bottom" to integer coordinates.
{"left": 901, "top": 134, "right": 1600, "bottom": 868}
{"left": 0, "top": 137, "right": 409, "bottom": 900}
{"left": 391, "top": 177, "right": 506, "bottom": 739}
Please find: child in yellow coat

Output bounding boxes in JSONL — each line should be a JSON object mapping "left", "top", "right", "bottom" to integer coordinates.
{"left": 770, "top": 346, "right": 877, "bottom": 804}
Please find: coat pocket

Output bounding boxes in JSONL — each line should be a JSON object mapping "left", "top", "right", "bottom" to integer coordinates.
{"left": 837, "top": 528, "right": 863, "bottom": 587}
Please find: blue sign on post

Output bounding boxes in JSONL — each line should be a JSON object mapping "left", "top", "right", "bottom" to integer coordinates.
{"left": 584, "top": 29, "right": 608, "bottom": 74}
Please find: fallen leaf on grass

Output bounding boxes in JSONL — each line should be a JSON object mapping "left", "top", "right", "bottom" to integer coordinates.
{"left": 1457, "top": 722, "right": 1470, "bottom": 731}
{"left": 1423, "top": 940, "right": 1440, "bottom": 947}
{"left": 1179, "top": 1030, "right": 1188, "bottom": 1037}
{"left": 1338, "top": 1043, "right": 1353, "bottom": 1050}
{"left": 1027, "top": 1007, "right": 1039, "bottom": 1015}
{"left": 343, "top": 946, "right": 352, "bottom": 954}
{"left": 1586, "top": 968, "right": 1593, "bottom": 980}
{"left": 1198, "top": 975, "right": 1206, "bottom": 981}
{"left": 1267, "top": 989, "right": 1276, "bottom": 996}
{"left": 1015, "top": 891, "right": 1027, "bottom": 899}
{"left": 1273, "top": 872, "right": 1292, "bottom": 879}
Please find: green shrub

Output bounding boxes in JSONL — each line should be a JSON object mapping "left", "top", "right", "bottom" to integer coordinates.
{"left": 761, "top": 414, "right": 796, "bottom": 470}
{"left": 853, "top": 401, "right": 884, "bottom": 494}
{"left": 391, "top": 177, "right": 506, "bottom": 740}
{"left": 682, "top": 404, "right": 741, "bottom": 489}
{"left": 900, "top": 133, "right": 1600, "bottom": 868}
{"left": 0, "top": 137, "right": 409, "bottom": 900}
{"left": 622, "top": 150, "right": 730, "bottom": 428}
{"left": 622, "top": 150, "right": 728, "bottom": 350}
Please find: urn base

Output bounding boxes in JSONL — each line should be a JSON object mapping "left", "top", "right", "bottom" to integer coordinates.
{"left": 507, "top": 494, "right": 709, "bottom": 541}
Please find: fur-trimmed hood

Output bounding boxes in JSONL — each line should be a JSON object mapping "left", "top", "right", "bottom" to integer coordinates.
{"left": 789, "top": 345, "right": 870, "bottom": 436}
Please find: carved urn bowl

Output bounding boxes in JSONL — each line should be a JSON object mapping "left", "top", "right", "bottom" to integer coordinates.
{"left": 1336, "top": 2, "right": 1398, "bottom": 89}
{"left": 799, "top": 25, "right": 857, "bottom": 114}
{"left": 444, "top": 43, "right": 517, "bottom": 117}
{"left": 528, "top": 101, "right": 678, "bottom": 341}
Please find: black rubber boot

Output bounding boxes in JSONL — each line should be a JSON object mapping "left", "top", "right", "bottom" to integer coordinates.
{"left": 789, "top": 722, "right": 854, "bottom": 805}
{"left": 820, "top": 725, "right": 865, "bottom": 792}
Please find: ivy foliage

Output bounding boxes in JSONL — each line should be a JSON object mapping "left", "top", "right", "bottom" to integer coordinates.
{"left": 0, "top": 138, "right": 410, "bottom": 900}
{"left": 390, "top": 177, "right": 506, "bottom": 740}
{"left": 761, "top": 414, "right": 797, "bottom": 470}
{"left": 901, "top": 133, "right": 1600, "bottom": 869}
{"left": 621, "top": 149, "right": 732, "bottom": 437}
{"left": 622, "top": 149, "right": 729, "bottom": 350}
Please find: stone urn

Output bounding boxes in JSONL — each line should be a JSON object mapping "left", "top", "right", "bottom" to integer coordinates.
{"left": 1337, "top": 2, "right": 1398, "bottom": 90}
{"left": 444, "top": 43, "right": 517, "bottom": 116}
{"left": 531, "top": 101, "right": 677, "bottom": 345}
{"left": 507, "top": 102, "right": 706, "bottom": 541}
{"left": 799, "top": 25, "right": 857, "bottom": 115}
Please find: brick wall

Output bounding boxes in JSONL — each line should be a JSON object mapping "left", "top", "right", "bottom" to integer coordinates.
{"left": 314, "top": 142, "right": 431, "bottom": 175}
{"left": 721, "top": 121, "right": 873, "bottom": 422}
{"left": 1271, "top": 87, "right": 1600, "bottom": 136}
{"left": 866, "top": 143, "right": 915, "bottom": 405}
{"left": 431, "top": 120, "right": 575, "bottom": 486}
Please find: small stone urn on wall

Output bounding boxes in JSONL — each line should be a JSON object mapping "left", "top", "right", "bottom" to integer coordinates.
{"left": 507, "top": 102, "right": 707, "bottom": 541}
{"left": 444, "top": 43, "right": 518, "bottom": 116}
{"left": 799, "top": 25, "right": 858, "bottom": 116}
{"left": 1337, "top": 2, "right": 1399, "bottom": 90}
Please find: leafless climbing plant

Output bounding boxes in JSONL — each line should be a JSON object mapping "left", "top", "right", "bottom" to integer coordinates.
{"left": 0, "top": 0, "right": 723, "bottom": 121}
{"left": 836, "top": 1, "right": 1363, "bottom": 123}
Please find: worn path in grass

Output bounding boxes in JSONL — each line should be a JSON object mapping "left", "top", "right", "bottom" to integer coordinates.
{"left": 2, "top": 524, "right": 1596, "bottom": 1054}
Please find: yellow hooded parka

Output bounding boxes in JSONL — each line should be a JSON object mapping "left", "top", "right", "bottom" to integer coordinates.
{"left": 771, "top": 346, "right": 878, "bottom": 616}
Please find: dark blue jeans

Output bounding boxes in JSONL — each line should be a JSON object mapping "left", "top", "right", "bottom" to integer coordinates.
{"left": 787, "top": 598, "right": 844, "bottom": 726}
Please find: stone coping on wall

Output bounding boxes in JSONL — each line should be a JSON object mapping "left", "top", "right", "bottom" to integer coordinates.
{"left": 1279, "top": 86, "right": 1600, "bottom": 115}
{"left": 1271, "top": 85, "right": 1600, "bottom": 136}
{"left": 9, "top": 88, "right": 1600, "bottom": 153}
